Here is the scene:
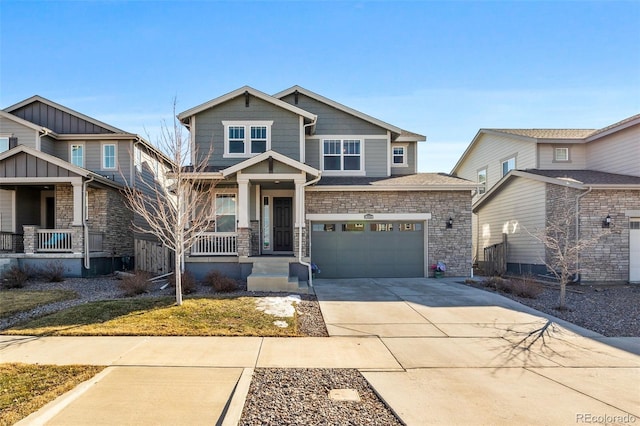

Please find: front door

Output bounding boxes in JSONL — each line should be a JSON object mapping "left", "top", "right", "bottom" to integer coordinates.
{"left": 273, "top": 197, "right": 293, "bottom": 251}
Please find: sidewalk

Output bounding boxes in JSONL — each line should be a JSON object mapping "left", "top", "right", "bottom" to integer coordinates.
{"left": 1, "top": 277, "right": 638, "bottom": 425}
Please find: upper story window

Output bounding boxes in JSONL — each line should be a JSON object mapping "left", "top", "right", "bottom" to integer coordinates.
{"left": 223, "top": 121, "right": 272, "bottom": 158}
{"left": 102, "top": 143, "right": 117, "bottom": 170}
{"left": 554, "top": 147, "right": 569, "bottom": 162}
{"left": 501, "top": 156, "right": 515, "bottom": 177}
{"left": 392, "top": 145, "right": 407, "bottom": 167}
{"left": 477, "top": 168, "right": 487, "bottom": 195}
{"left": 0, "top": 137, "right": 9, "bottom": 153}
{"left": 323, "top": 139, "right": 362, "bottom": 172}
{"left": 70, "top": 143, "right": 84, "bottom": 167}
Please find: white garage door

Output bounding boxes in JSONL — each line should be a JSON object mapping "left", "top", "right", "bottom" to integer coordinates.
{"left": 630, "top": 219, "right": 640, "bottom": 283}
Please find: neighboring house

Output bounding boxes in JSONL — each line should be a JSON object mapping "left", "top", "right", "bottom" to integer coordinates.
{"left": 177, "top": 86, "right": 476, "bottom": 291}
{"left": 451, "top": 114, "right": 640, "bottom": 283}
{"left": 0, "top": 96, "right": 172, "bottom": 276}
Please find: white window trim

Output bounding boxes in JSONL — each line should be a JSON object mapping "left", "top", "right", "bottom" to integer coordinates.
{"left": 222, "top": 120, "right": 273, "bottom": 158}
{"left": 0, "top": 135, "right": 10, "bottom": 153}
{"left": 477, "top": 167, "right": 487, "bottom": 195}
{"left": 69, "top": 142, "right": 85, "bottom": 168}
{"left": 391, "top": 144, "right": 408, "bottom": 167}
{"left": 501, "top": 155, "right": 516, "bottom": 177}
{"left": 553, "top": 146, "right": 570, "bottom": 162}
{"left": 213, "top": 191, "right": 238, "bottom": 233}
{"left": 101, "top": 142, "right": 118, "bottom": 170}
{"left": 320, "top": 137, "right": 365, "bottom": 176}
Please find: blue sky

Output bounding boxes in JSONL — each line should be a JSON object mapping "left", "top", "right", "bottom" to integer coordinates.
{"left": 1, "top": 1, "right": 639, "bottom": 172}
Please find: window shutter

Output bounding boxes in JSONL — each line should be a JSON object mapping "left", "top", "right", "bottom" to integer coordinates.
{"left": 8, "top": 137, "right": 18, "bottom": 149}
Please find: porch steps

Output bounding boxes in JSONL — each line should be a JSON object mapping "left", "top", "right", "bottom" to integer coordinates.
{"left": 247, "top": 257, "right": 304, "bottom": 293}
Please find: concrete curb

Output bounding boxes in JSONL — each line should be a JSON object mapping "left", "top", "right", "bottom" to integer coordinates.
{"left": 221, "top": 367, "right": 254, "bottom": 426}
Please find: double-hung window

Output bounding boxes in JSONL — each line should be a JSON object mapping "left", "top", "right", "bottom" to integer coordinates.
{"left": 214, "top": 194, "right": 237, "bottom": 232}
{"left": 102, "top": 143, "right": 117, "bottom": 170}
{"left": 501, "top": 156, "right": 516, "bottom": 177}
{"left": 223, "top": 121, "right": 272, "bottom": 157}
{"left": 322, "top": 139, "right": 362, "bottom": 172}
{"left": 70, "top": 143, "right": 84, "bottom": 167}
{"left": 477, "top": 168, "right": 487, "bottom": 195}
{"left": 392, "top": 145, "right": 407, "bottom": 166}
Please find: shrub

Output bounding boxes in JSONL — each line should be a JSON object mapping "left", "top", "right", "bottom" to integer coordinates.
{"left": 170, "top": 271, "right": 198, "bottom": 295}
{"left": 511, "top": 276, "right": 543, "bottom": 299}
{"left": 1, "top": 266, "right": 30, "bottom": 289}
{"left": 39, "top": 261, "right": 66, "bottom": 282}
{"left": 118, "top": 271, "right": 152, "bottom": 297}
{"left": 203, "top": 270, "right": 238, "bottom": 293}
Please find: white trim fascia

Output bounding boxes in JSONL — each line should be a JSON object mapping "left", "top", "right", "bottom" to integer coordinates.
{"left": 586, "top": 115, "right": 640, "bottom": 142}
{"left": 386, "top": 130, "right": 391, "bottom": 176}
{"left": 396, "top": 135, "right": 426, "bottom": 142}
{"left": 273, "top": 85, "right": 403, "bottom": 135}
{"left": 306, "top": 185, "right": 478, "bottom": 192}
{"left": 239, "top": 173, "right": 308, "bottom": 183}
{"left": 222, "top": 150, "right": 320, "bottom": 177}
{"left": 588, "top": 184, "right": 640, "bottom": 190}
{"left": 3, "top": 95, "right": 126, "bottom": 133}
{"left": 177, "top": 86, "right": 317, "bottom": 121}
{"left": 0, "top": 110, "right": 53, "bottom": 134}
{"left": 56, "top": 133, "right": 135, "bottom": 141}
{"left": 1, "top": 176, "right": 84, "bottom": 185}
{"left": 306, "top": 213, "right": 432, "bottom": 221}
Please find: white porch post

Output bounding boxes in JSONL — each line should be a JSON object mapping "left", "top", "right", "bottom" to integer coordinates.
{"left": 237, "top": 176, "right": 249, "bottom": 228}
{"left": 72, "top": 180, "right": 83, "bottom": 226}
{"left": 294, "top": 176, "right": 306, "bottom": 227}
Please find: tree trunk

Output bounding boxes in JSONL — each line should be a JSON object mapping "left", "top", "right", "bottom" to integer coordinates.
{"left": 174, "top": 249, "right": 183, "bottom": 306}
{"left": 559, "top": 278, "right": 567, "bottom": 309}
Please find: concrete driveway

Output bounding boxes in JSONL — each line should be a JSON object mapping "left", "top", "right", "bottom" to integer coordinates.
{"left": 313, "top": 277, "right": 640, "bottom": 425}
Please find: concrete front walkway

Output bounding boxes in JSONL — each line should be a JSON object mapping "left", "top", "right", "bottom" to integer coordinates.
{"left": 1, "top": 277, "right": 638, "bottom": 425}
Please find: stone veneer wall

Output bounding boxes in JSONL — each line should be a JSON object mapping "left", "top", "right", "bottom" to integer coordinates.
{"left": 546, "top": 185, "right": 639, "bottom": 283}
{"left": 86, "top": 187, "right": 134, "bottom": 256}
{"left": 305, "top": 190, "right": 472, "bottom": 277}
{"left": 55, "top": 185, "right": 73, "bottom": 228}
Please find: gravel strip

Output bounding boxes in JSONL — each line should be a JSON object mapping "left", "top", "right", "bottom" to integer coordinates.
{"left": 466, "top": 280, "right": 640, "bottom": 337}
{"left": 239, "top": 368, "right": 402, "bottom": 426}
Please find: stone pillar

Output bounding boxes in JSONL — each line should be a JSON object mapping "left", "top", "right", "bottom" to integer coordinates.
{"left": 250, "top": 220, "right": 260, "bottom": 256}
{"left": 23, "top": 225, "right": 38, "bottom": 254}
{"left": 237, "top": 228, "right": 251, "bottom": 257}
{"left": 72, "top": 225, "right": 84, "bottom": 254}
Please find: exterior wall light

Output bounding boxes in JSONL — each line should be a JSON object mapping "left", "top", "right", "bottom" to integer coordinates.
{"left": 603, "top": 214, "right": 611, "bottom": 228}
{"left": 447, "top": 217, "right": 453, "bottom": 229}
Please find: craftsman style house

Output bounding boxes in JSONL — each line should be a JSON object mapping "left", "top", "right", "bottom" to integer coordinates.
{"left": 452, "top": 114, "right": 640, "bottom": 283}
{"left": 0, "top": 96, "right": 171, "bottom": 276}
{"left": 178, "top": 86, "right": 477, "bottom": 290}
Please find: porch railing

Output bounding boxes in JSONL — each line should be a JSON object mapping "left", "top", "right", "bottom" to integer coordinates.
{"left": 0, "top": 232, "right": 23, "bottom": 253}
{"left": 191, "top": 232, "right": 237, "bottom": 255}
{"left": 37, "top": 229, "right": 73, "bottom": 252}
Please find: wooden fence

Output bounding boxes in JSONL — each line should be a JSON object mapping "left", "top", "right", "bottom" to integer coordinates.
{"left": 483, "top": 233, "right": 507, "bottom": 276}
{"left": 135, "top": 239, "right": 173, "bottom": 274}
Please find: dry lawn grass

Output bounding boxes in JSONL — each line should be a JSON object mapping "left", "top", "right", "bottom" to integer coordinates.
{"left": 3, "top": 296, "right": 300, "bottom": 337}
{"left": 0, "top": 290, "right": 77, "bottom": 318}
{"left": 0, "top": 363, "right": 104, "bottom": 426}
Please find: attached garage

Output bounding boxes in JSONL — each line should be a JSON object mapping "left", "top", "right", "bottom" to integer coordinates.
{"left": 309, "top": 215, "right": 429, "bottom": 278}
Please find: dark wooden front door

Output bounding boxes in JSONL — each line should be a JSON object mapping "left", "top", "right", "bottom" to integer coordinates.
{"left": 273, "top": 197, "right": 293, "bottom": 251}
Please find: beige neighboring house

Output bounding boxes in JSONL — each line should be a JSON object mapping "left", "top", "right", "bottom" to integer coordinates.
{"left": 0, "top": 96, "right": 173, "bottom": 276}
{"left": 451, "top": 114, "right": 640, "bottom": 283}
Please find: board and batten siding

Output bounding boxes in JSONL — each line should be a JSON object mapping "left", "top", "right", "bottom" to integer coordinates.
{"left": 364, "top": 138, "right": 388, "bottom": 177}
{"left": 0, "top": 116, "right": 38, "bottom": 149}
{"left": 10, "top": 101, "right": 113, "bottom": 134}
{"left": 537, "top": 143, "right": 587, "bottom": 169}
{"left": 586, "top": 124, "right": 640, "bottom": 177}
{"left": 280, "top": 93, "right": 387, "bottom": 136}
{"left": 456, "top": 133, "right": 537, "bottom": 203}
{"left": 476, "top": 177, "right": 546, "bottom": 264}
{"left": 193, "top": 95, "right": 301, "bottom": 168}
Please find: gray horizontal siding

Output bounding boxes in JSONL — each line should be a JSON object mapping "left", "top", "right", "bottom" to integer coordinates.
{"left": 305, "top": 138, "right": 320, "bottom": 169}
{"left": 391, "top": 142, "right": 417, "bottom": 175}
{"left": 0, "top": 116, "right": 38, "bottom": 149}
{"left": 364, "top": 138, "right": 387, "bottom": 177}
{"left": 39, "top": 135, "right": 57, "bottom": 156}
{"left": 281, "top": 93, "right": 387, "bottom": 136}
{"left": 194, "top": 95, "right": 301, "bottom": 168}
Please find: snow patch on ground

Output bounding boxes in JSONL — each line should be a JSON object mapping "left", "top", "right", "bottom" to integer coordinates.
{"left": 273, "top": 320, "right": 289, "bottom": 328}
{"left": 255, "top": 295, "right": 301, "bottom": 318}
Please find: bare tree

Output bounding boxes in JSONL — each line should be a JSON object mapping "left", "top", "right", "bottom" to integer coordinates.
{"left": 123, "top": 101, "right": 218, "bottom": 305}
{"left": 529, "top": 186, "right": 610, "bottom": 309}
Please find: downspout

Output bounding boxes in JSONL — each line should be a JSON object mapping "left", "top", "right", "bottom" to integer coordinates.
{"left": 83, "top": 175, "right": 95, "bottom": 270}
{"left": 574, "top": 186, "right": 592, "bottom": 282}
{"left": 298, "top": 173, "right": 321, "bottom": 287}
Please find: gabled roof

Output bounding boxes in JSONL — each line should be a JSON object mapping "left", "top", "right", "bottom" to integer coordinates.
{"left": 0, "top": 144, "right": 122, "bottom": 189}
{"left": 0, "top": 110, "right": 55, "bottom": 135}
{"left": 274, "top": 85, "right": 425, "bottom": 141}
{"left": 3, "top": 95, "right": 126, "bottom": 134}
{"left": 177, "top": 86, "right": 317, "bottom": 124}
{"left": 221, "top": 150, "right": 320, "bottom": 178}
{"left": 473, "top": 168, "right": 640, "bottom": 211}
{"left": 451, "top": 113, "right": 640, "bottom": 174}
